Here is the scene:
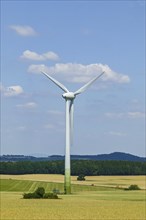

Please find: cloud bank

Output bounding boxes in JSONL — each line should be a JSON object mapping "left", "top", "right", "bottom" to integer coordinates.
{"left": 21, "top": 50, "right": 59, "bottom": 61}
{"left": 16, "top": 102, "right": 37, "bottom": 108}
{"left": 0, "top": 84, "right": 24, "bottom": 97}
{"left": 107, "top": 131, "right": 127, "bottom": 136}
{"left": 28, "top": 63, "right": 130, "bottom": 84}
{"left": 9, "top": 25, "right": 37, "bottom": 36}
{"left": 105, "top": 111, "right": 145, "bottom": 119}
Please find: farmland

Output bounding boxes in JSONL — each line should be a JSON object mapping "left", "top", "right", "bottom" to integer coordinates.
{"left": 0, "top": 175, "right": 146, "bottom": 220}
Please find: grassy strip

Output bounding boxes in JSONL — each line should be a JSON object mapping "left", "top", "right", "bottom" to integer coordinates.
{"left": 0, "top": 178, "right": 115, "bottom": 193}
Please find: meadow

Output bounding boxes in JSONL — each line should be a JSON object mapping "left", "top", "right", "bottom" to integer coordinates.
{"left": 0, "top": 174, "right": 146, "bottom": 220}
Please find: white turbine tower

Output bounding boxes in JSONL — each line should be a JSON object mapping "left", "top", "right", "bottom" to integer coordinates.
{"left": 41, "top": 71, "right": 105, "bottom": 194}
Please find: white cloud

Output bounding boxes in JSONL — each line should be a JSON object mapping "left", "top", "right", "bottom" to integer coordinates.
{"left": 44, "top": 123, "right": 64, "bottom": 133}
{"left": 1, "top": 85, "right": 24, "bottom": 97}
{"left": 16, "top": 126, "right": 26, "bottom": 131}
{"left": 44, "top": 124, "right": 55, "bottom": 129}
{"left": 28, "top": 63, "right": 130, "bottom": 84}
{"left": 105, "top": 111, "right": 145, "bottom": 119}
{"left": 16, "top": 102, "right": 37, "bottom": 108}
{"left": 105, "top": 112, "right": 124, "bottom": 118}
{"left": 28, "top": 64, "right": 49, "bottom": 73}
{"left": 21, "top": 50, "right": 59, "bottom": 61}
{"left": 0, "top": 83, "right": 5, "bottom": 92}
{"left": 9, "top": 25, "right": 37, "bottom": 36}
{"left": 127, "top": 111, "right": 145, "bottom": 119}
{"left": 47, "top": 110, "right": 63, "bottom": 116}
{"left": 108, "top": 131, "right": 127, "bottom": 136}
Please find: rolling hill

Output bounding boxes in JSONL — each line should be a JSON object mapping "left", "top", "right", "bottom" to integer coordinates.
{"left": 0, "top": 152, "right": 145, "bottom": 162}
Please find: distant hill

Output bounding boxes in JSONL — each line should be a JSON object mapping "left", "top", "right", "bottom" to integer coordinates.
{"left": 0, "top": 152, "right": 145, "bottom": 162}
{"left": 50, "top": 152, "right": 146, "bottom": 162}
{"left": 87, "top": 152, "right": 146, "bottom": 162}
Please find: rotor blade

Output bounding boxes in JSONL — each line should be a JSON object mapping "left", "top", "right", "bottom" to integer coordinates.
{"left": 69, "top": 100, "right": 74, "bottom": 146}
{"left": 41, "top": 71, "right": 69, "bottom": 93}
{"left": 74, "top": 71, "right": 105, "bottom": 95}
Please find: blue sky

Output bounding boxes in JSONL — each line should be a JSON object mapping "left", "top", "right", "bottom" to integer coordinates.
{"left": 1, "top": 0, "right": 145, "bottom": 157}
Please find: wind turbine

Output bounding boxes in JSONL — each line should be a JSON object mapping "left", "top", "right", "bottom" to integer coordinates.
{"left": 41, "top": 71, "right": 105, "bottom": 194}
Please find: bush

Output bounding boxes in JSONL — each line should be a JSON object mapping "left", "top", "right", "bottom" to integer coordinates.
{"left": 77, "top": 174, "right": 86, "bottom": 181}
{"left": 34, "top": 187, "right": 45, "bottom": 197}
{"left": 23, "top": 193, "right": 34, "bottom": 199}
{"left": 23, "top": 187, "right": 59, "bottom": 199}
{"left": 43, "top": 193, "right": 58, "bottom": 199}
{"left": 125, "top": 184, "right": 141, "bottom": 190}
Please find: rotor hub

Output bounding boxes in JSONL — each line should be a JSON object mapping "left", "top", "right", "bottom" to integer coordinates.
{"left": 62, "top": 92, "right": 75, "bottom": 100}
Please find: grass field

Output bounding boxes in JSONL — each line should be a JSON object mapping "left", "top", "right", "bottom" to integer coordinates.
{"left": 1, "top": 174, "right": 146, "bottom": 189}
{"left": 0, "top": 175, "right": 146, "bottom": 220}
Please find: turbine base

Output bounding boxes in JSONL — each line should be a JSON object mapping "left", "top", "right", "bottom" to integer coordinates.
{"left": 64, "top": 168, "right": 71, "bottom": 194}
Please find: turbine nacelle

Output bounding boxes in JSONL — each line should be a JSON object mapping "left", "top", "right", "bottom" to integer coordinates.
{"left": 62, "top": 92, "right": 75, "bottom": 100}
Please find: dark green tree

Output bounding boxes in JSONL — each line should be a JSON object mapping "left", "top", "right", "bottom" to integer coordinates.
{"left": 77, "top": 174, "right": 86, "bottom": 181}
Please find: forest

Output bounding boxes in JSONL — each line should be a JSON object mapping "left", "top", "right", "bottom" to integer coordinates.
{"left": 0, "top": 160, "right": 146, "bottom": 175}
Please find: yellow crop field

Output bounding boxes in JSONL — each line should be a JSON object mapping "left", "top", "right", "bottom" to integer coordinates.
{"left": 1, "top": 191, "right": 145, "bottom": 220}
{"left": 0, "top": 175, "right": 146, "bottom": 220}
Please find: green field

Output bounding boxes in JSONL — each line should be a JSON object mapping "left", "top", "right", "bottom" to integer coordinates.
{"left": 0, "top": 175, "right": 146, "bottom": 220}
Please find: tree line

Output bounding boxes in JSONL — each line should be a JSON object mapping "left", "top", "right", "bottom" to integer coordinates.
{"left": 0, "top": 160, "right": 145, "bottom": 175}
